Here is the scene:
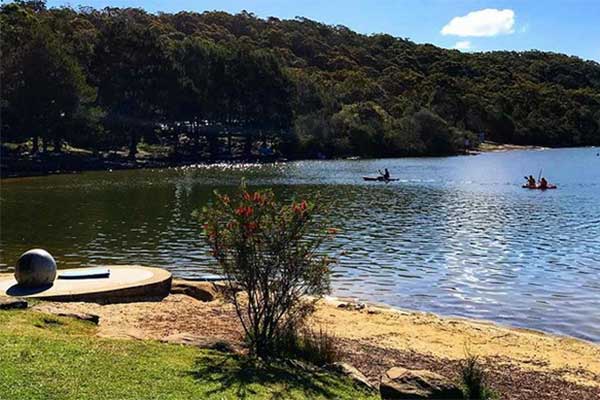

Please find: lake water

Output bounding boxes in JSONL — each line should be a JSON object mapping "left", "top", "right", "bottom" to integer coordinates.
{"left": 1, "top": 148, "right": 599, "bottom": 342}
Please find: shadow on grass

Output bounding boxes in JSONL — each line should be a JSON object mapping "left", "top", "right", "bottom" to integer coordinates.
{"left": 188, "top": 352, "right": 355, "bottom": 399}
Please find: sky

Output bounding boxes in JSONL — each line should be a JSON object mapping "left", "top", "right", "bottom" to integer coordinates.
{"left": 45, "top": 0, "right": 600, "bottom": 62}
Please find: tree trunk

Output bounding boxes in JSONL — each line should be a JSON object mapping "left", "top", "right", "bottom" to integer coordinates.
{"left": 32, "top": 135, "right": 39, "bottom": 154}
{"left": 207, "top": 133, "right": 219, "bottom": 159}
{"left": 128, "top": 131, "right": 138, "bottom": 160}
{"left": 243, "top": 133, "right": 253, "bottom": 159}
{"left": 54, "top": 137, "right": 62, "bottom": 153}
{"left": 42, "top": 137, "right": 48, "bottom": 153}
{"left": 173, "top": 130, "right": 180, "bottom": 158}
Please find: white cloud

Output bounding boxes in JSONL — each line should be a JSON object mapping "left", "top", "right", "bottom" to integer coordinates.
{"left": 453, "top": 41, "right": 472, "bottom": 51}
{"left": 441, "top": 9, "right": 515, "bottom": 37}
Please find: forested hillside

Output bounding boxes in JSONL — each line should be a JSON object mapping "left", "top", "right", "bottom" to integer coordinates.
{"left": 2, "top": 1, "right": 600, "bottom": 160}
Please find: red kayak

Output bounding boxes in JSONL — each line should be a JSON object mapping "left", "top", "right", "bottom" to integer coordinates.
{"left": 522, "top": 184, "right": 557, "bottom": 190}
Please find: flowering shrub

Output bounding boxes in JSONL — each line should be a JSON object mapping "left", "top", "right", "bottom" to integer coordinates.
{"left": 202, "top": 184, "right": 333, "bottom": 358}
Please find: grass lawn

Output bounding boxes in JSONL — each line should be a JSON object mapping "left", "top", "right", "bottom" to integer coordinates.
{"left": 0, "top": 310, "right": 377, "bottom": 400}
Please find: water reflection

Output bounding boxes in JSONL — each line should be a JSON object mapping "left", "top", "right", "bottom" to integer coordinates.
{"left": 1, "top": 148, "right": 599, "bottom": 341}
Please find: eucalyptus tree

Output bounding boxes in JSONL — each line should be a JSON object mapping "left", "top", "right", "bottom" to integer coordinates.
{"left": 1, "top": 1, "right": 95, "bottom": 153}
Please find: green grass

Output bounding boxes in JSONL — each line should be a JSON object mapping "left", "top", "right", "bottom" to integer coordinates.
{"left": 460, "top": 354, "right": 499, "bottom": 400}
{"left": 0, "top": 311, "right": 377, "bottom": 400}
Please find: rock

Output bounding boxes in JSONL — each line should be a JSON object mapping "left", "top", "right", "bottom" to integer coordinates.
{"left": 337, "top": 301, "right": 367, "bottom": 311}
{"left": 330, "top": 362, "right": 374, "bottom": 390}
{"left": 56, "top": 312, "right": 100, "bottom": 324}
{"left": 161, "top": 333, "right": 236, "bottom": 353}
{"left": 15, "top": 249, "right": 57, "bottom": 288}
{"left": 0, "top": 297, "right": 28, "bottom": 310}
{"left": 380, "top": 367, "right": 463, "bottom": 399}
{"left": 170, "top": 279, "right": 218, "bottom": 301}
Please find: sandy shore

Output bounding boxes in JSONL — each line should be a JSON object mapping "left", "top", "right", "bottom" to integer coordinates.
{"left": 316, "top": 298, "right": 600, "bottom": 387}
{"left": 477, "top": 141, "right": 547, "bottom": 152}
{"left": 26, "top": 292, "right": 599, "bottom": 399}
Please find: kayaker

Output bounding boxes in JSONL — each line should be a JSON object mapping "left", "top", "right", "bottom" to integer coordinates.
{"left": 539, "top": 177, "right": 548, "bottom": 189}
{"left": 527, "top": 175, "right": 536, "bottom": 188}
{"left": 378, "top": 168, "right": 391, "bottom": 180}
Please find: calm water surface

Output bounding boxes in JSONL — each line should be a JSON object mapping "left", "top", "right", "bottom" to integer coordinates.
{"left": 1, "top": 148, "right": 599, "bottom": 341}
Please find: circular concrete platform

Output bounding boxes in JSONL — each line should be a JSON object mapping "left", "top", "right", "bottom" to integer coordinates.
{"left": 0, "top": 265, "right": 171, "bottom": 303}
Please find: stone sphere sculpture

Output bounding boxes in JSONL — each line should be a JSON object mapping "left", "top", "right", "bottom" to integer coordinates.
{"left": 15, "top": 249, "right": 57, "bottom": 288}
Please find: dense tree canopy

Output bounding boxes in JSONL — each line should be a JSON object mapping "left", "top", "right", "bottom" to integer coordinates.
{"left": 2, "top": 1, "right": 600, "bottom": 159}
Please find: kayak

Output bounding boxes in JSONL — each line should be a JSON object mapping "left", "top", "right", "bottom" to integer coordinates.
{"left": 363, "top": 176, "right": 399, "bottom": 182}
{"left": 522, "top": 184, "right": 557, "bottom": 190}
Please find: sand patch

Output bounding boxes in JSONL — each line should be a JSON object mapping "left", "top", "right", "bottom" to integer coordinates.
{"left": 313, "top": 299, "right": 600, "bottom": 388}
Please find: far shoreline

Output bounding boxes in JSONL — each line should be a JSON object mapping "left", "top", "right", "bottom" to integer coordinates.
{"left": 476, "top": 141, "right": 548, "bottom": 152}
{"left": 1, "top": 142, "right": 585, "bottom": 180}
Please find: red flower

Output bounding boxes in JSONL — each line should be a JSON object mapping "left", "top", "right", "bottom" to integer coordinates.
{"left": 292, "top": 200, "right": 309, "bottom": 214}
{"left": 235, "top": 206, "right": 254, "bottom": 217}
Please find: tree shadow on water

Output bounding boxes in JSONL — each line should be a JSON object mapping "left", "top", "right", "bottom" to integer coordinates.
{"left": 187, "top": 352, "right": 349, "bottom": 399}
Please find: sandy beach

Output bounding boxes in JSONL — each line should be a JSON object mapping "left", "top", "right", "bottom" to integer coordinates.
{"left": 477, "top": 141, "right": 547, "bottom": 152}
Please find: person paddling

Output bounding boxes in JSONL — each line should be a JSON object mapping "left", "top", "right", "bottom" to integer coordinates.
{"left": 527, "top": 175, "right": 536, "bottom": 188}
{"left": 378, "top": 168, "right": 391, "bottom": 180}
{"left": 539, "top": 177, "right": 548, "bottom": 189}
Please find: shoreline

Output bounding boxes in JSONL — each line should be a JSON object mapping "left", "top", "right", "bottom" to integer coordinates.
{"left": 1, "top": 142, "right": 574, "bottom": 180}
{"left": 323, "top": 295, "right": 597, "bottom": 345}
{"left": 1, "top": 271, "right": 597, "bottom": 348}
{"left": 476, "top": 141, "right": 548, "bottom": 152}
{"left": 317, "top": 297, "right": 600, "bottom": 385}
{"left": 2, "top": 267, "right": 598, "bottom": 399}
{"left": 14, "top": 276, "right": 597, "bottom": 399}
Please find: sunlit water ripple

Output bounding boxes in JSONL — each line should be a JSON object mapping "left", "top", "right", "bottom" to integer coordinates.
{"left": 1, "top": 148, "right": 599, "bottom": 341}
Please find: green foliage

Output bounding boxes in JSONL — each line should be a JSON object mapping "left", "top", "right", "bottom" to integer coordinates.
{"left": 201, "top": 184, "right": 332, "bottom": 359}
{"left": 460, "top": 354, "right": 499, "bottom": 400}
{"left": 0, "top": 310, "right": 377, "bottom": 399}
{"left": 330, "top": 102, "right": 391, "bottom": 156}
{"left": 1, "top": 1, "right": 95, "bottom": 152}
{"left": 2, "top": 2, "right": 600, "bottom": 158}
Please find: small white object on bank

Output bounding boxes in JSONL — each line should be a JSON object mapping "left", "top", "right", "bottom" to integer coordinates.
{"left": 14, "top": 249, "right": 57, "bottom": 288}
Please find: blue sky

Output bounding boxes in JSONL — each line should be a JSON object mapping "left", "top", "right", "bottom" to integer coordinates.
{"left": 46, "top": 0, "right": 600, "bottom": 62}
